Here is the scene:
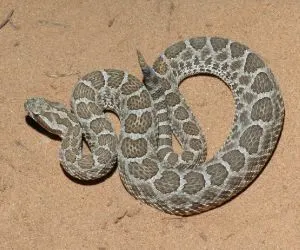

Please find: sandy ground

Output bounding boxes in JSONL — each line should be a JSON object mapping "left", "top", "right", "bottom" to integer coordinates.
{"left": 0, "top": 1, "right": 299, "bottom": 249}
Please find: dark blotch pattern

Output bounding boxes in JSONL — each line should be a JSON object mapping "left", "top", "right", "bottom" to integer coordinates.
{"left": 251, "top": 72, "right": 273, "bottom": 93}
{"left": 154, "top": 170, "right": 180, "bottom": 194}
{"left": 55, "top": 115, "right": 72, "bottom": 128}
{"left": 128, "top": 158, "right": 159, "bottom": 180}
{"left": 201, "top": 189, "right": 219, "bottom": 201}
{"left": 230, "top": 42, "right": 248, "bottom": 58}
{"left": 159, "top": 124, "right": 172, "bottom": 135}
{"left": 121, "top": 75, "right": 141, "bottom": 95}
{"left": 189, "top": 138, "right": 201, "bottom": 151}
{"left": 125, "top": 112, "right": 152, "bottom": 134}
{"left": 142, "top": 158, "right": 159, "bottom": 177}
{"left": 239, "top": 75, "right": 251, "bottom": 86}
{"left": 87, "top": 103, "right": 102, "bottom": 116}
{"left": 222, "top": 150, "right": 245, "bottom": 172}
{"left": 206, "top": 163, "right": 228, "bottom": 186}
{"left": 166, "top": 92, "right": 180, "bottom": 106}
{"left": 90, "top": 118, "right": 112, "bottom": 134}
{"left": 153, "top": 57, "right": 168, "bottom": 75}
{"left": 174, "top": 106, "right": 189, "bottom": 120}
{"left": 121, "top": 138, "right": 147, "bottom": 158}
{"left": 164, "top": 41, "right": 186, "bottom": 59}
{"left": 251, "top": 97, "right": 273, "bottom": 122}
{"left": 139, "top": 183, "right": 156, "bottom": 198}
{"left": 98, "top": 134, "right": 116, "bottom": 150}
{"left": 73, "top": 83, "right": 95, "bottom": 101}
{"left": 161, "top": 78, "right": 172, "bottom": 90}
{"left": 210, "top": 37, "right": 228, "bottom": 51}
{"left": 76, "top": 103, "right": 91, "bottom": 119}
{"left": 127, "top": 90, "right": 151, "bottom": 110}
{"left": 244, "top": 53, "right": 265, "bottom": 73}
{"left": 106, "top": 69, "right": 124, "bottom": 88}
{"left": 167, "top": 153, "right": 178, "bottom": 165}
{"left": 230, "top": 60, "right": 242, "bottom": 71}
{"left": 183, "top": 121, "right": 200, "bottom": 135}
{"left": 82, "top": 71, "right": 105, "bottom": 90}
{"left": 96, "top": 148, "right": 112, "bottom": 163}
{"left": 157, "top": 112, "right": 169, "bottom": 122}
{"left": 182, "top": 171, "right": 205, "bottom": 194}
{"left": 189, "top": 37, "right": 207, "bottom": 50}
{"left": 239, "top": 125, "right": 263, "bottom": 154}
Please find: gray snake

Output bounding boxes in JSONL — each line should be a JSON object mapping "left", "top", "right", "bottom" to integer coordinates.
{"left": 24, "top": 37, "right": 285, "bottom": 216}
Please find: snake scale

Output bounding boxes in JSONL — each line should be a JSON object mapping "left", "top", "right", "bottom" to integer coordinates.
{"left": 25, "top": 37, "right": 284, "bottom": 216}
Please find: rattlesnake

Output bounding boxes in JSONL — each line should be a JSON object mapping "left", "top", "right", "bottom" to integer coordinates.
{"left": 24, "top": 37, "right": 284, "bottom": 216}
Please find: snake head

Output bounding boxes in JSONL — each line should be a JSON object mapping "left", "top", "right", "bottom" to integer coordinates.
{"left": 24, "top": 97, "right": 73, "bottom": 137}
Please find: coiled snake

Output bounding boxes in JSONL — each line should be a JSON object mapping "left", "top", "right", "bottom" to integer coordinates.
{"left": 24, "top": 37, "right": 284, "bottom": 215}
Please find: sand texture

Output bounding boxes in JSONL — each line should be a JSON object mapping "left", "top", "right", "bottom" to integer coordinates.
{"left": 0, "top": 1, "right": 299, "bottom": 249}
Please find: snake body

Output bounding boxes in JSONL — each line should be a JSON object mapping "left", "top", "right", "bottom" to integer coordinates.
{"left": 25, "top": 37, "right": 284, "bottom": 215}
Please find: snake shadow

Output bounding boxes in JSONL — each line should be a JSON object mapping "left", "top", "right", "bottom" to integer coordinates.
{"left": 25, "top": 115, "right": 61, "bottom": 141}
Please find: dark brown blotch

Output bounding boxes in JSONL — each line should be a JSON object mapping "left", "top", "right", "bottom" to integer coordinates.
{"left": 154, "top": 170, "right": 180, "bottom": 193}
{"left": 206, "top": 163, "right": 228, "bottom": 186}
{"left": 165, "top": 92, "right": 180, "bottom": 106}
{"left": 96, "top": 148, "right": 112, "bottom": 163}
{"left": 73, "top": 82, "right": 95, "bottom": 101}
{"left": 121, "top": 138, "right": 148, "bottom": 158}
{"left": 244, "top": 53, "right": 265, "bottom": 73}
{"left": 182, "top": 171, "right": 205, "bottom": 194}
{"left": 230, "top": 42, "right": 248, "bottom": 58}
{"left": 189, "top": 37, "right": 207, "bottom": 50}
{"left": 210, "top": 37, "right": 229, "bottom": 51}
{"left": 124, "top": 111, "right": 152, "bottom": 134}
{"left": 164, "top": 41, "right": 187, "bottom": 59}
{"left": 174, "top": 106, "right": 189, "bottom": 120}
{"left": 106, "top": 69, "right": 124, "bottom": 88}
{"left": 127, "top": 90, "right": 152, "bottom": 110}
{"left": 222, "top": 150, "right": 245, "bottom": 172}
{"left": 239, "top": 125, "right": 263, "bottom": 154}
{"left": 251, "top": 97, "right": 273, "bottom": 122}
{"left": 90, "top": 118, "right": 112, "bottom": 134}
{"left": 251, "top": 72, "right": 273, "bottom": 93}
{"left": 120, "top": 75, "right": 142, "bottom": 95}
{"left": 153, "top": 56, "right": 168, "bottom": 75}
{"left": 183, "top": 121, "right": 200, "bottom": 135}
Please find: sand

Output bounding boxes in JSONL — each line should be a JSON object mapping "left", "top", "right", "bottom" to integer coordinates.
{"left": 0, "top": 1, "right": 299, "bottom": 249}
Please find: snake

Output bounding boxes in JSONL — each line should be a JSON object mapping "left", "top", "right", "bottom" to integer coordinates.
{"left": 24, "top": 37, "right": 285, "bottom": 216}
